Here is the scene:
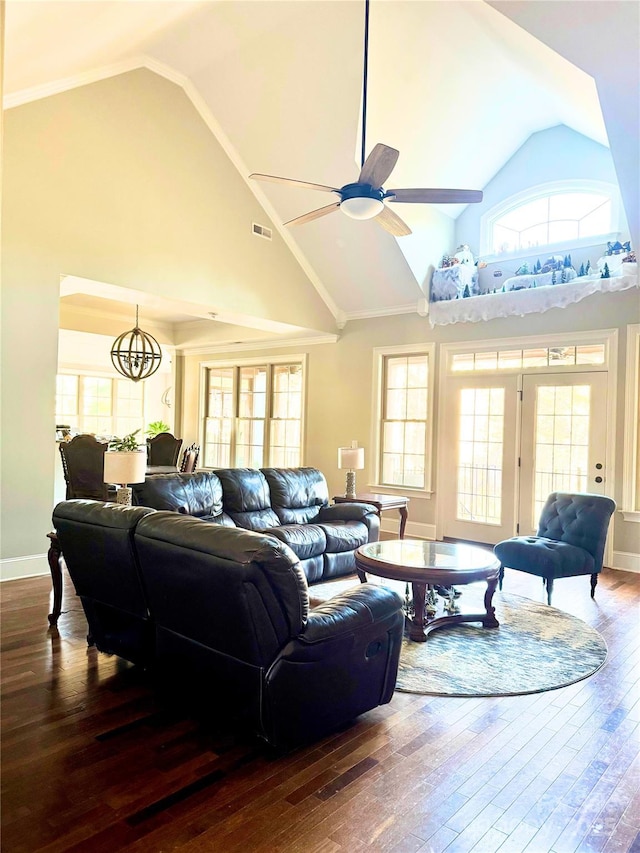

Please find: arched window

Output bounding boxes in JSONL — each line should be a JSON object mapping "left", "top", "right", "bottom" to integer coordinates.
{"left": 481, "top": 181, "right": 623, "bottom": 257}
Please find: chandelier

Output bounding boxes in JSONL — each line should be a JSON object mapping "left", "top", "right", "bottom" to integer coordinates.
{"left": 110, "top": 305, "right": 162, "bottom": 382}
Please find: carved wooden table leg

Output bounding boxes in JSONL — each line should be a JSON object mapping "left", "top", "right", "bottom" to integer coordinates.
{"left": 46, "top": 532, "right": 63, "bottom": 627}
{"left": 409, "top": 581, "right": 427, "bottom": 642}
{"left": 482, "top": 575, "right": 500, "bottom": 628}
{"left": 398, "top": 506, "right": 408, "bottom": 539}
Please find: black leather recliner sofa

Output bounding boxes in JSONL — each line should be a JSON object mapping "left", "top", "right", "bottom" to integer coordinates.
{"left": 52, "top": 500, "right": 404, "bottom": 749}
{"left": 132, "top": 467, "right": 379, "bottom": 584}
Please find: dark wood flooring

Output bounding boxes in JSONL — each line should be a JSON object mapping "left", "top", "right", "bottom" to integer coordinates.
{"left": 2, "top": 564, "right": 639, "bottom": 852}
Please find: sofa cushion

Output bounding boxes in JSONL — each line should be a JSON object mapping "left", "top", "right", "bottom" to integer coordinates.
{"left": 132, "top": 471, "right": 226, "bottom": 520}
{"left": 266, "top": 523, "right": 327, "bottom": 560}
{"left": 317, "top": 520, "right": 369, "bottom": 553}
{"left": 261, "top": 467, "right": 329, "bottom": 525}
{"left": 215, "top": 468, "right": 280, "bottom": 530}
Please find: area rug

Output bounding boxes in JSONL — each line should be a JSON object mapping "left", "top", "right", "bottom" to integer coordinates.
{"left": 309, "top": 580, "right": 607, "bottom": 697}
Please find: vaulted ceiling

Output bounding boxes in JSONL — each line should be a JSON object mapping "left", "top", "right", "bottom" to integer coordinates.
{"left": 4, "top": 1, "right": 634, "bottom": 336}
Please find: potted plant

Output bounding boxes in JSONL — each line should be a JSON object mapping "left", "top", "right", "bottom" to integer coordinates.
{"left": 104, "top": 430, "right": 147, "bottom": 505}
{"left": 145, "top": 421, "right": 170, "bottom": 438}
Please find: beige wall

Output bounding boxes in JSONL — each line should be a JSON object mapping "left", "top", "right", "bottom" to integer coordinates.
{"left": 1, "top": 68, "right": 336, "bottom": 566}
{"left": 183, "top": 286, "right": 640, "bottom": 558}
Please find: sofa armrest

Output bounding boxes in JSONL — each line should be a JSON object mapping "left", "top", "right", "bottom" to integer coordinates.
{"left": 263, "top": 583, "right": 403, "bottom": 747}
{"left": 318, "top": 503, "right": 377, "bottom": 523}
{"left": 300, "top": 583, "right": 402, "bottom": 645}
{"left": 317, "top": 503, "right": 380, "bottom": 541}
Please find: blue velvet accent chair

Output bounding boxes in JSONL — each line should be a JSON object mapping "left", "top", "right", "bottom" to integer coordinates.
{"left": 494, "top": 492, "right": 616, "bottom": 605}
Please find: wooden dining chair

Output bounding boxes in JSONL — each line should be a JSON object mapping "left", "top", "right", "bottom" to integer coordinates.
{"left": 58, "top": 434, "right": 110, "bottom": 500}
{"left": 179, "top": 443, "right": 200, "bottom": 474}
{"left": 146, "top": 432, "right": 183, "bottom": 467}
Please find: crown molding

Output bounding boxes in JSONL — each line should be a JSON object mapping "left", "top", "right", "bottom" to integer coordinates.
{"left": 179, "top": 334, "right": 339, "bottom": 356}
{"left": 341, "top": 302, "right": 421, "bottom": 324}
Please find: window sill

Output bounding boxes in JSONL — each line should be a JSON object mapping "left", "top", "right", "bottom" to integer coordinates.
{"left": 620, "top": 510, "right": 640, "bottom": 523}
{"left": 367, "top": 485, "right": 433, "bottom": 499}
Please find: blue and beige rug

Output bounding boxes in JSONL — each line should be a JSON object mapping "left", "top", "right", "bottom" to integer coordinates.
{"left": 310, "top": 580, "right": 607, "bottom": 697}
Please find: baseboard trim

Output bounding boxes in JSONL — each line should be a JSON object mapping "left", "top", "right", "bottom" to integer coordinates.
{"left": 1, "top": 553, "right": 49, "bottom": 582}
{"left": 610, "top": 551, "right": 640, "bottom": 573}
{"left": 380, "top": 519, "right": 436, "bottom": 540}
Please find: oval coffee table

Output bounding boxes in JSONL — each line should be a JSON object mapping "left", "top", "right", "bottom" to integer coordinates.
{"left": 355, "top": 540, "right": 501, "bottom": 642}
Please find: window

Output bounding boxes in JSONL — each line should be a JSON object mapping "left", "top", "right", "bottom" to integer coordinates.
{"left": 451, "top": 343, "right": 606, "bottom": 373}
{"left": 481, "top": 181, "right": 622, "bottom": 257}
{"left": 203, "top": 360, "right": 304, "bottom": 468}
{"left": 55, "top": 373, "right": 144, "bottom": 438}
{"left": 373, "top": 345, "right": 434, "bottom": 492}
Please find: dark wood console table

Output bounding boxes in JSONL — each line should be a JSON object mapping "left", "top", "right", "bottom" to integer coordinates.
{"left": 46, "top": 531, "right": 63, "bottom": 627}
{"left": 333, "top": 493, "right": 409, "bottom": 539}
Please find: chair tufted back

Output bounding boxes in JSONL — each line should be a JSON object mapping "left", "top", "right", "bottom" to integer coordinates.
{"left": 537, "top": 492, "right": 616, "bottom": 570}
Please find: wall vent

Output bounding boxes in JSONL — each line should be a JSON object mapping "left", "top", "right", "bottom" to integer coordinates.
{"left": 252, "top": 223, "right": 272, "bottom": 240}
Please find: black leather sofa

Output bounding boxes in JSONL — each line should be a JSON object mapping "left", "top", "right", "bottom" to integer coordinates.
{"left": 52, "top": 500, "right": 404, "bottom": 749}
{"left": 132, "top": 467, "right": 379, "bottom": 584}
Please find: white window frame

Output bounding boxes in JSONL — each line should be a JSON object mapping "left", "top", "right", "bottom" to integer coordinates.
{"left": 480, "top": 179, "right": 624, "bottom": 262}
{"left": 370, "top": 343, "right": 435, "bottom": 497}
{"left": 621, "top": 324, "right": 640, "bottom": 521}
{"left": 55, "top": 369, "right": 145, "bottom": 438}
{"left": 199, "top": 354, "right": 307, "bottom": 469}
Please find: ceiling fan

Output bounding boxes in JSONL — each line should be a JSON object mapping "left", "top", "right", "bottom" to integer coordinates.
{"left": 249, "top": 0, "right": 482, "bottom": 237}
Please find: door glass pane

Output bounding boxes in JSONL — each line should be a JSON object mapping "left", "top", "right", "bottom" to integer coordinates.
{"left": 456, "top": 388, "right": 504, "bottom": 525}
{"left": 532, "top": 385, "right": 591, "bottom": 524}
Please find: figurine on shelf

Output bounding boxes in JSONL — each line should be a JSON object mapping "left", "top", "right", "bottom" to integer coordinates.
{"left": 426, "top": 586, "right": 438, "bottom": 618}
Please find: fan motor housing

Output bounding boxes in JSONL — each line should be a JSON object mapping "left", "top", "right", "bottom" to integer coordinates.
{"left": 340, "top": 182, "right": 385, "bottom": 201}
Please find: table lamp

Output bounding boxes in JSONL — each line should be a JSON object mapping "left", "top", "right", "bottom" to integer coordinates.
{"left": 103, "top": 450, "right": 147, "bottom": 506}
{"left": 337, "top": 440, "right": 365, "bottom": 499}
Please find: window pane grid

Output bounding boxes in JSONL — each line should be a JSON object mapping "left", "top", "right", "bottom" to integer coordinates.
{"left": 532, "top": 385, "right": 591, "bottom": 525}
{"left": 451, "top": 343, "right": 605, "bottom": 372}
{"left": 491, "top": 191, "right": 612, "bottom": 254}
{"left": 380, "top": 355, "right": 428, "bottom": 488}
{"left": 456, "top": 388, "right": 504, "bottom": 524}
{"left": 56, "top": 373, "right": 145, "bottom": 437}
{"left": 204, "top": 363, "right": 302, "bottom": 469}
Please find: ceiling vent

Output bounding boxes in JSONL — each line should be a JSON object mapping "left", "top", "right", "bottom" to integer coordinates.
{"left": 252, "top": 222, "right": 272, "bottom": 240}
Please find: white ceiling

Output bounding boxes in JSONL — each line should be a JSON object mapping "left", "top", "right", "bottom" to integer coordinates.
{"left": 3, "top": 0, "right": 610, "bottom": 336}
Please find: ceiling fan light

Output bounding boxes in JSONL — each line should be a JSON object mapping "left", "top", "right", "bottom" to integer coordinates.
{"left": 340, "top": 196, "right": 384, "bottom": 220}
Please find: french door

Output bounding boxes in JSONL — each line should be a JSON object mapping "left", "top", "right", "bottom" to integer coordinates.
{"left": 441, "top": 371, "right": 608, "bottom": 545}
{"left": 517, "top": 372, "right": 608, "bottom": 535}
{"left": 441, "top": 375, "right": 519, "bottom": 544}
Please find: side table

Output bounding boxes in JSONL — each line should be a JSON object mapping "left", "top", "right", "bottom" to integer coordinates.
{"left": 46, "top": 531, "right": 64, "bottom": 627}
{"left": 333, "top": 493, "right": 409, "bottom": 539}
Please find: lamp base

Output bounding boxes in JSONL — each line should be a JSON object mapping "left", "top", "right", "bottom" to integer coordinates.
{"left": 345, "top": 471, "right": 357, "bottom": 500}
{"left": 115, "top": 486, "right": 133, "bottom": 506}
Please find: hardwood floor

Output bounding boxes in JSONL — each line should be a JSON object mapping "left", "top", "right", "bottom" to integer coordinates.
{"left": 2, "top": 565, "right": 639, "bottom": 852}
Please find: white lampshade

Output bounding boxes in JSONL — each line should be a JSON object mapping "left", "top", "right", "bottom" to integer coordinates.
{"left": 340, "top": 197, "right": 384, "bottom": 220}
{"left": 338, "top": 446, "right": 365, "bottom": 470}
{"left": 103, "top": 451, "right": 147, "bottom": 485}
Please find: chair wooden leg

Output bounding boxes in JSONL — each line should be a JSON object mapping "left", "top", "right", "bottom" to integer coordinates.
{"left": 590, "top": 573, "right": 598, "bottom": 598}
{"left": 498, "top": 564, "right": 504, "bottom": 591}
{"left": 546, "top": 578, "right": 553, "bottom": 605}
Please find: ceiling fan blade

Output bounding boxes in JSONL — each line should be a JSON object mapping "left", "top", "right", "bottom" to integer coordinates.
{"left": 284, "top": 202, "right": 341, "bottom": 227}
{"left": 386, "top": 188, "right": 484, "bottom": 204}
{"left": 358, "top": 143, "right": 400, "bottom": 188}
{"left": 249, "top": 173, "right": 339, "bottom": 193}
{"left": 375, "top": 204, "right": 412, "bottom": 237}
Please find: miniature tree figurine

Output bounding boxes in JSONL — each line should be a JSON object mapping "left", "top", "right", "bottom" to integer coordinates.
{"left": 586, "top": 260, "right": 592, "bottom": 275}
{"left": 579, "top": 262, "right": 585, "bottom": 277}
{"left": 601, "top": 262, "right": 610, "bottom": 279}
{"left": 551, "top": 270, "right": 557, "bottom": 284}
{"left": 561, "top": 268, "right": 567, "bottom": 283}
{"left": 463, "top": 284, "right": 470, "bottom": 298}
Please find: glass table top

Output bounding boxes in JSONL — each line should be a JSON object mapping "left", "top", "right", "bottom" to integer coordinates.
{"left": 357, "top": 539, "right": 498, "bottom": 571}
